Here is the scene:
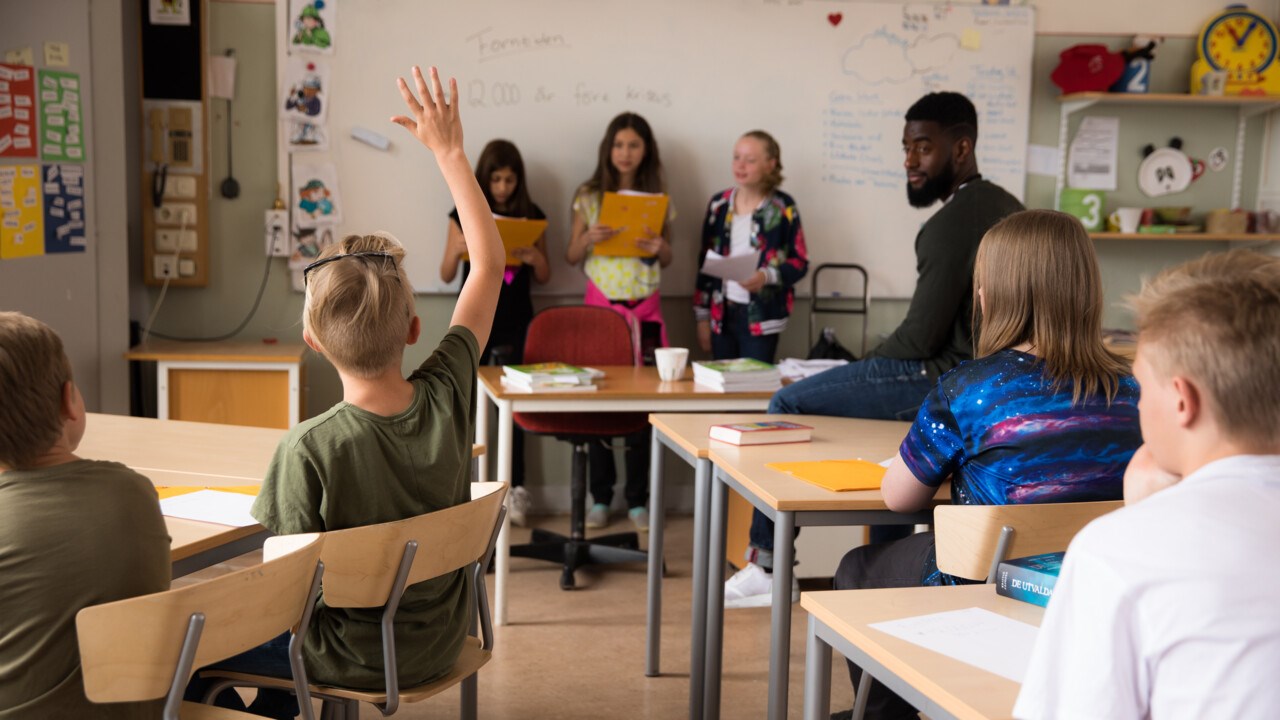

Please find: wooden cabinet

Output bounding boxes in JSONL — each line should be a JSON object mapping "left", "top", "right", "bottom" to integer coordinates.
{"left": 126, "top": 340, "right": 306, "bottom": 429}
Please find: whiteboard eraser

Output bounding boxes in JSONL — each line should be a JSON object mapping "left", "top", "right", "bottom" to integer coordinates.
{"left": 351, "top": 126, "right": 390, "bottom": 151}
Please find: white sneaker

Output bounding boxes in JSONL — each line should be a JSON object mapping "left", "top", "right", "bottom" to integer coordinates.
{"left": 723, "top": 562, "right": 800, "bottom": 609}
{"left": 628, "top": 506, "right": 649, "bottom": 532}
{"left": 509, "top": 486, "right": 532, "bottom": 528}
{"left": 586, "top": 503, "right": 610, "bottom": 529}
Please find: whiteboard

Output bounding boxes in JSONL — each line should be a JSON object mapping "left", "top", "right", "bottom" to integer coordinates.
{"left": 276, "top": 0, "right": 1032, "bottom": 298}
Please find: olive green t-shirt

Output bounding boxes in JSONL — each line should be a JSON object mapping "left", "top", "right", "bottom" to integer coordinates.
{"left": 0, "top": 460, "right": 170, "bottom": 719}
{"left": 252, "top": 326, "right": 480, "bottom": 689}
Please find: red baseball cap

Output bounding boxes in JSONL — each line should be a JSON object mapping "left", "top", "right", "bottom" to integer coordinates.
{"left": 1051, "top": 44, "right": 1125, "bottom": 94}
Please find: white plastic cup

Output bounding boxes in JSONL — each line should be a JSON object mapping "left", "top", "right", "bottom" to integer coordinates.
{"left": 1109, "top": 207, "right": 1142, "bottom": 234}
{"left": 654, "top": 347, "right": 689, "bottom": 382}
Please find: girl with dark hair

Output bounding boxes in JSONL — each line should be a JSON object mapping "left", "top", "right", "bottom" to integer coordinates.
{"left": 441, "top": 138, "right": 549, "bottom": 525}
{"left": 566, "top": 112, "right": 674, "bottom": 531}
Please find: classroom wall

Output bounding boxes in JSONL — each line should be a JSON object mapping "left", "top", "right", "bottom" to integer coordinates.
{"left": 128, "top": 1, "right": 1280, "bottom": 511}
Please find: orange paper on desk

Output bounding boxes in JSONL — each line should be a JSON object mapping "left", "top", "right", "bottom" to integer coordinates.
{"left": 463, "top": 217, "right": 547, "bottom": 265}
{"left": 766, "top": 459, "right": 886, "bottom": 492}
{"left": 154, "top": 485, "right": 260, "bottom": 500}
{"left": 594, "top": 191, "right": 669, "bottom": 257}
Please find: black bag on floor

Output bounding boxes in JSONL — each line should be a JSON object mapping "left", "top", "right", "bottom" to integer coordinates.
{"left": 807, "top": 327, "right": 858, "bottom": 362}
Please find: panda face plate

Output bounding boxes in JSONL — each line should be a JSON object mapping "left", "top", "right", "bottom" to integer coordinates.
{"left": 1139, "top": 147, "right": 1194, "bottom": 197}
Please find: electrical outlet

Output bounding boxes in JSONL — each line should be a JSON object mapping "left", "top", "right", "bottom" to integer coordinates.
{"left": 265, "top": 209, "right": 289, "bottom": 257}
{"left": 155, "top": 229, "right": 197, "bottom": 253}
{"left": 153, "top": 256, "right": 178, "bottom": 279}
{"left": 162, "top": 176, "right": 197, "bottom": 199}
{"left": 178, "top": 258, "right": 196, "bottom": 277}
{"left": 155, "top": 203, "right": 197, "bottom": 225}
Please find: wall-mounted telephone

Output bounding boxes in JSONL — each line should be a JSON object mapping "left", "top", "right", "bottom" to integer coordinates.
{"left": 142, "top": 100, "right": 208, "bottom": 285}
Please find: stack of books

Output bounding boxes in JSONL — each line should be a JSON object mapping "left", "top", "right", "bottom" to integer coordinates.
{"left": 692, "top": 358, "right": 782, "bottom": 393}
{"left": 501, "top": 362, "right": 600, "bottom": 393}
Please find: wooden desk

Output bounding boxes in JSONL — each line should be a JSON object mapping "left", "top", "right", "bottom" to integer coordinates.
{"left": 705, "top": 416, "right": 947, "bottom": 720}
{"left": 126, "top": 339, "right": 307, "bottom": 429}
{"left": 82, "top": 413, "right": 485, "bottom": 576}
{"left": 476, "top": 365, "right": 774, "bottom": 626}
{"left": 801, "top": 585, "right": 1043, "bottom": 720}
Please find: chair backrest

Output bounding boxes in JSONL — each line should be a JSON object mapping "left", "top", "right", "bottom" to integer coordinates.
{"left": 934, "top": 500, "right": 1123, "bottom": 581}
{"left": 522, "top": 305, "right": 635, "bottom": 367}
{"left": 76, "top": 533, "right": 324, "bottom": 704}
{"left": 317, "top": 483, "right": 508, "bottom": 609}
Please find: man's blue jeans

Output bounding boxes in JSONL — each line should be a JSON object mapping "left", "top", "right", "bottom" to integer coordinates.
{"left": 183, "top": 632, "right": 299, "bottom": 719}
{"left": 748, "top": 357, "right": 935, "bottom": 566}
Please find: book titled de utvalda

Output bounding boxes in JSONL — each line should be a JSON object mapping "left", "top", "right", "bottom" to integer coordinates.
{"left": 709, "top": 421, "right": 813, "bottom": 446}
{"left": 995, "top": 551, "right": 1064, "bottom": 607}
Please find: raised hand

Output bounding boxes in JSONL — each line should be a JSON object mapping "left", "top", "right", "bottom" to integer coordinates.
{"left": 390, "top": 66, "right": 463, "bottom": 158}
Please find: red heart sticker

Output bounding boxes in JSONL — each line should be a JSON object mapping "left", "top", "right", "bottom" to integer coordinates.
{"left": 828, "top": 12, "right": 843, "bottom": 27}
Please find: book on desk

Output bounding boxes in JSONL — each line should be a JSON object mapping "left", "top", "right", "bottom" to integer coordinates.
{"left": 693, "top": 358, "right": 782, "bottom": 392}
{"left": 502, "top": 362, "right": 602, "bottom": 392}
{"left": 709, "top": 420, "right": 812, "bottom": 445}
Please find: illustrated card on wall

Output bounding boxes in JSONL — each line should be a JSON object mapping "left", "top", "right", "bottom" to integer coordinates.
{"left": 0, "top": 63, "right": 37, "bottom": 158}
{"left": 150, "top": 0, "right": 192, "bottom": 26}
{"left": 289, "top": 0, "right": 334, "bottom": 55}
{"left": 286, "top": 119, "right": 329, "bottom": 152}
{"left": 0, "top": 165, "right": 45, "bottom": 259}
{"left": 282, "top": 57, "right": 329, "bottom": 125}
{"left": 288, "top": 225, "right": 338, "bottom": 292}
{"left": 291, "top": 160, "right": 342, "bottom": 228}
{"left": 38, "top": 70, "right": 84, "bottom": 162}
{"left": 42, "top": 164, "right": 86, "bottom": 253}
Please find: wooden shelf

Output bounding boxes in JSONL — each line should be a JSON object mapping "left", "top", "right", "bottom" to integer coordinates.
{"left": 1059, "top": 92, "right": 1280, "bottom": 109}
{"left": 1089, "top": 232, "right": 1280, "bottom": 242}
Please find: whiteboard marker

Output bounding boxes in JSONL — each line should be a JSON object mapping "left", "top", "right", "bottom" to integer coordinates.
{"left": 351, "top": 126, "right": 391, "bottom": 151}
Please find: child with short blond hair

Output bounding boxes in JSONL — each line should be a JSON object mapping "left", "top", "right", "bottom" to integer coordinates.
{"left": 187, "top": 65, "right": 505, "bottom": 718}
{"left": 0, "top": 312, "right": 170, "bottom": 718}
{"left": 1015, "top": 248, "right": 1280, "bottom": 720}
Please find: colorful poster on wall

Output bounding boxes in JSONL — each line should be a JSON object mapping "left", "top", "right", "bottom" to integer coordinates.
{"left": 38, "top": 69, "right": 84, "bottom": 162}
{"left": 281, "top": 57, "right": 329, "bottom": 126}
{"left": 291, "top": 160, "right": 342, "bottom": 229}
{"left": 42, "top": 164, "right": 85, "bottom": 253}
{"left": 0, "top": 63, "right": 37, "bottom": 158}
{"left": 289, "top": 0, "right": 334, "bottom": 55}
{"left": 0, "top": 165, "right": 45, "bottom": 259}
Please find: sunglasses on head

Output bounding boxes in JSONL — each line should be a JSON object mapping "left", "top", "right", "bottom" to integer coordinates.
{"left": 302, "top": 251, "right": 396, "bottom": 286}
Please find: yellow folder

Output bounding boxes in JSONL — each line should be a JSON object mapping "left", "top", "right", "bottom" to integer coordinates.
{"left": 463, "top": 217, "right": 547, "bottom": 265}
{"left": 594, "top": 191, "right": 669, "bottom": 257}
{"left": 765, "top": 459, "right": 886, "bottom": 492}
{"left": 154, "top": 485, "right": 261, "bottom": 500}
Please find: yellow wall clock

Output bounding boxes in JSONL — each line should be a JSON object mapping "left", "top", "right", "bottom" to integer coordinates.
{"left": 1190, "top": 5, "right": 1280, "bottom": 95}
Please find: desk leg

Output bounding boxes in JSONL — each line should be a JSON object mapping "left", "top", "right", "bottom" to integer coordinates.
{"left": 495, "top": 399, "right": 513, "bottom": 626}
{"left": 688, "top": 457, "right": 711, "bottom": 720}
{"left": 645, "top": 431, "right": 665, "bottom": 677}
{"left": 704, "top": 468, "right": 729, "bottom": 720}
{"left": 768, "top": 510, "right": 796, "bottom": 720}
{"left": 475, "top": 383, "right": 489, "bottom": 483}
{"left": 803, "top": 614, "right": 832, "bottom": 720}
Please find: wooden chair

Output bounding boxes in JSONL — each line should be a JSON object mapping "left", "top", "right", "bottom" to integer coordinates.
{"left": 509, "top": 305, "right": 651, "bottom": 590}
{"left": 76, "top": 533, "right": 325, "bottom": 720}
{"left": 934, "top": 500, "right": 1124, "bottom": 582}
{"left": 199, "top": 483, "right": 508, "bottom": 720}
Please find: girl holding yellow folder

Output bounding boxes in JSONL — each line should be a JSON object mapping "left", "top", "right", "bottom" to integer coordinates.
{"left": 440, "top": 139, "right": 549, "bottom": 526}
{"left": 566, "top": 112, "right": 673, "bottom": 531}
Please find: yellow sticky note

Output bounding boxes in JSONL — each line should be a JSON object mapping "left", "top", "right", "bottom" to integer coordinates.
{"left": 154, "top": 485, "right": 260, "bottom": 500}
{"left": 961, "top": 29, "right": 982, "bottom": 51}
{"left": 5, "top": 47, "right": 34, "bottom": 66}
{"left": 44, "top": 42, "right": 69, "bottom": 67}
{"left": 766, "top": 459, "right": 886, "bottom": 492}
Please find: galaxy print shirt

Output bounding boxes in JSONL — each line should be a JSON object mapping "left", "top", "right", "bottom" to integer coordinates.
{"left": 900, "top": 349, "right": 1141, "bottom": 507}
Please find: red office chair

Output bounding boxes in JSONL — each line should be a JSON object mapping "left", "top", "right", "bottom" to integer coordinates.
{"left": 510, "top": 305, "right": 650, "bottom": 589}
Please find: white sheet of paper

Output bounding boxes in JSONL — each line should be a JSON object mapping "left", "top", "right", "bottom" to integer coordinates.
{"left": 868, "top": 607, "right": 1038, "bottom": 683}
{"left": 701, "top": 249, "right": 759, "bottom": 282}
{"left": 1026, "top": 143, "right": 1061, "bottom": 178}
{"left": 159, "top": 489, "right": 258, "bottom": 527}
{"left": 1067, "top": 116, "right": 1119, "bottom": 191}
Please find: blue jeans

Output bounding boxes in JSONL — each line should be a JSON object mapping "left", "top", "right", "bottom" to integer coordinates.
{"left": 710, "top": 302, "right": 780, "bottom": 363}
{"left": 184, "top": 632, "right": 299, "bottom": 720}
{"left": 748, "top": 357, "right": 936, "bottom": 564}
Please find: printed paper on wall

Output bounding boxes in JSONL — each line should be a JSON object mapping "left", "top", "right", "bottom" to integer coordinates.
{"left": 0, "top": 165, "right": 45, "bottom": 259}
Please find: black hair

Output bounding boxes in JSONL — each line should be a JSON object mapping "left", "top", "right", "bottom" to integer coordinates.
{"left": 905, "top": 92, "right": 978, "bottom": 143}
{"left": 474, "top": 139, "right": 536, "bottom": 218}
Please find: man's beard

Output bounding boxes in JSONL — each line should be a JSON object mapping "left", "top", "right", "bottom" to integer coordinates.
{"left": 906, "top": 161, "right": 956, "bottom": 208}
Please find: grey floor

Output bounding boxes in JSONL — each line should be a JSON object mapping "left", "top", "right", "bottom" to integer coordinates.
{"left": 178, "top": 513, "right": 857, "bottom": 719}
